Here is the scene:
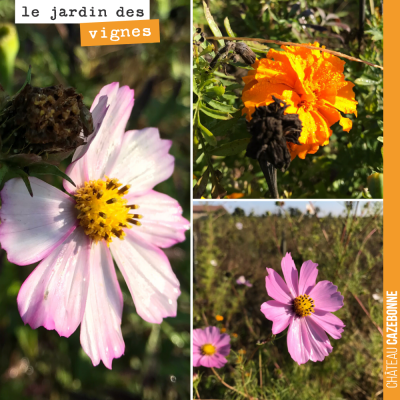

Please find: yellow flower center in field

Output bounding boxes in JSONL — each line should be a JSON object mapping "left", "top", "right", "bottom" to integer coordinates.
{"left": 74, "top": 177, "right": 142, "bottom": 244}
{"left": 293, "top": 294, "right": 315, "bottom": 317}
{"left": 201, "top": 344, "right": 216, "bottom": 356}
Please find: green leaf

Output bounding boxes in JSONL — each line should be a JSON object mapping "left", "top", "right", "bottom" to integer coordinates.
{"left": 200, "top": 103, "right": 233, "bottom": 120}
{"left": 0, "top": 162, "right": 9, "bottom": 188}
{"left": 354, "top": 76, "right": 381, "bottom": 86}
{"left": 15, "top": 168, "right": 33, "bottom": 196}
{"left": 198, "top": 119, "right": 217, "bottom": 146}
{"left": 377, "top": 136, "right": 383, "bottom": 143}
{"left": 205, "top": 85, "right": 225, "bottom": 97}
{"left": 14, "top": 65, "right": 32, "bottom": 96}
{"left": 193, "top": 167, "right": 209, "bottom": 199}
{"left": 203, "top": 96, "right": 239, "bottom": 113}
{"left": 28, "top": 163, "right": 76, "bottom": 187}
{"left": 224, "top": 17, "right": 237, "bottom": 37}
{"left": 199, "top": 44, "right": 214, "bottom": 56}
{"left": 211, "top": 138, "right": 250, "bottom": 156}
{"left": 203, "top": 1, "right": 224, "bottom": 47}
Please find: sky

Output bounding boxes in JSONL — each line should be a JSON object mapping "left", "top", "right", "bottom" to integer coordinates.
{"left": 193, "top": 200, "right": 383, "bottom": 216}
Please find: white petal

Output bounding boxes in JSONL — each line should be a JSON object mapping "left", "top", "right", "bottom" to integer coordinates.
{"left": 17, "top": 228, "right": 90, "bottom": 337}
{"left": 124, "top": 190, "right": 189, "bottom": 248}
{"left": 110, "top": 230, "right": 180, "bottom": 324}
{"left": 80, "top": 241, "right": 124, "bottom": 369}
{"left": 0, "top": 177, "right": 78, "bottom": 265}
{"left": 109, "top": 128, "right": 174, "bottom": 195}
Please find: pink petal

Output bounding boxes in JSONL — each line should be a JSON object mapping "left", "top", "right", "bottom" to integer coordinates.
{"left": 124, "top": 190, "right": 189, "bottom": 248}
{"left": 310, "top": 310, "right": 345, "bottom": 339}
{"left": 109, "top": 128, "right": 174, "bottom": 195}
{"left": 193, "top": 328, "right": 208, "bottom": 346}
{"left": 64, "top": 83, "right": 134, "bottom": 193}
{"left": 0, "top": 177, "right": 78, "bottom": 265}
{"left": 281, "top": 253, "right": 299, "bottom": 297}
{"left": 205, "top": 326, "right": 221, "bottom": 344}
{"left": 261, "top": 300, "right": 294, "bottom": 334}
{"left": 287, "top": 317, "right": 311, "bottom": 365}
{"left": 110, "top": 230, "right": 180, "bottom": 324}
{"left": 298, "top": 260, "right": 319, "bottom": 295}
{"left": 200, "top": 353, "right": 227, "bottom": 368}
{"left": 193, "top": 352, "right": 202, "bottom": 367}
{"left": 287, "top": 317, "right": 333, "bottom": 365}
{"left": 17, "top": 228, "right": 90, "bottom": 336}
{"left": 80, "top": 241, "right": 124, "bottom": 370}
{"left": 265, "top": 268, "right": 293, "bottom": 304}
{"left": 309, "top": 280, "right": 344, "bottom": 312}
{"left": 304, "top": 317, "right": 333, "bottom": 362}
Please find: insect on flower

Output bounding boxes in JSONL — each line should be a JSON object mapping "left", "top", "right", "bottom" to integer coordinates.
{"left": 0, "top": 82, "right": 189, "bottom": 369}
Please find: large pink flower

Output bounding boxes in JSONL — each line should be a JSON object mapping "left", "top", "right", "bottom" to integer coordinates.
{"left": 0, "top": 83, "right": 189, "bottom": 369}
{"left": 193, "top": 326, "right": 230, "bottom": 368}
{"left": 261, "top": 253, "right": 345, "bottom": 365}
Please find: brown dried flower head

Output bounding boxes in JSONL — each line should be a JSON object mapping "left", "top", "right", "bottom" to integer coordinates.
{"left": 1, "top": 84, "right": 93, "bottom": 156}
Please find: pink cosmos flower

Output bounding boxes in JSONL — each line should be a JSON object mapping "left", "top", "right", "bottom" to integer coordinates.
{"left": 261, "top": 253, "right": 345, "bottom": 365}
{"left": 193, "top": 326, "right": 230, "bottom": 368}
{"left": 0, "top": 83, "right": 189, "bottom": 369}
{"left": 236, "top": 275, "right": 253, "bottom": 287}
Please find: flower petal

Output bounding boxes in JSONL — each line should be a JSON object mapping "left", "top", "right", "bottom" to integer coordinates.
{"left": 193, "top": 328, "right": 207, "bottom": 347}
{"left": 110, "top": 230, "right": 180, "bottom": 323}
{"left": 17, "top": 228, "right": 90, "bottom": 336}
{"left": 109, "top": 128, "right": 174, "bottom": 195}
{"left": 200, "top": 354, "right": 227, "bottom": 368}
{"left": 281, "top": 253, "right": 299, "bottom": 297}
{"left": 304, "top": 317, "right": 333, "bottom": 362}
{"left": 309, "top": 280, "right": 344, "bottom": 312}
{"left": 63, "top": 83, "right": 134, "bottom": 193}
{"left": 80, "top": 241, "right": 124, "bottom": 369}
{"left": 298, "top": 260, "right": 319, "bottom": 295}
{"left": 265, "top": 268, "right": 293, "bottom": 304}
{"left": 193, "top": 352, "right": 202, "bottom": 367}
{"left": 261, "top": 300, "right": 294, "bottom": 334}
{"left": 0, "top": 177, "right": 78, "bottom": 265}
{"left": 287, "top": 316, "right": 311, "bottom": 365}
{"left": 310, "top": 310, "right": 345, "bottom": 339}
{"left": 124, "top": 190, "right": 189, "bottom": 248}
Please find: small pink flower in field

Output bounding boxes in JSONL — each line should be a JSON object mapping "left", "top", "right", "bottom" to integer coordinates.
{"left": 0, "top": 83, "right": 189, "bottom": 369}
{"left": 193, "top": 326, "right": 230, "bottom": 368}
{"left": 236, "top": 275, "right": 253, "bottom": 287}
{"left": 261, "top": 253, "right": 345, "bottom": 365}
{"left": 235, "top": 222, "right": 243, "bottom": 230}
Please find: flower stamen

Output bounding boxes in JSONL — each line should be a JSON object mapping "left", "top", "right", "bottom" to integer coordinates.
{"left": 74, "top": 177, "right": 142, "bottom": 244}
{"left": 293, "top": 294, "right": 315, "bottom": 317}
{"left": 201, "top": 344, "right": 216, "bottom": 356}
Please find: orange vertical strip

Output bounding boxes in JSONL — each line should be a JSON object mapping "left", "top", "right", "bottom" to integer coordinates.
{"left": 384, "top": 1, "right": 398, "bottom": 398}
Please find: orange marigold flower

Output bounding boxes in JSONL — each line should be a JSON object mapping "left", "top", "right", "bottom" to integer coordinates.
{"left": 215, "top": 315, "right": 224, "bottom": 321}
{"left": 220, "top": 327, "right": 227, "bottom": 333}
{"left": 242, "top": 42, "right": 358, "bottom": 160}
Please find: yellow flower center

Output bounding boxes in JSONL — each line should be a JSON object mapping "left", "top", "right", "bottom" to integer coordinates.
{"left": 201, "top": 344, "right": 216, "bottom": 356}
{"left": 293, "top": 294, "right": 315, "bottom": 317}
{"left": 74, "top": 177, "right": 142, "bottom": 244}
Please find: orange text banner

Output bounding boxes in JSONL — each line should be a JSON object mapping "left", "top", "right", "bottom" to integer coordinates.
{"left": 80, "top": 19, "right": 160, "bottom": 46}
{"left": 384, "top": 1, "right": 398, "bottom": 398}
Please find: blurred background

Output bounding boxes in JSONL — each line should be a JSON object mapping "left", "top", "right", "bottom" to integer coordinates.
{"left": 193, "top": 201, "right": 383, "bottom": 399}
{"left": 193, "top": 0, "right": 383, "bottom": 199}
{"left": 0, "top": 1, "right": 191, "bottom": 399}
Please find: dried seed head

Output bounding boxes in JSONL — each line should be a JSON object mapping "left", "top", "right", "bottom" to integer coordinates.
{"left": 0, "top": 84, "right": 93, "bottom": 157}
{"left": 246, "top": 96, "right": 303, "bottom": 172}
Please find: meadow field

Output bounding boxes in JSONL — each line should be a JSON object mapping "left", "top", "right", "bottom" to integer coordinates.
{"left": 193, "top": 201, "right": 383, "bottom": 399}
